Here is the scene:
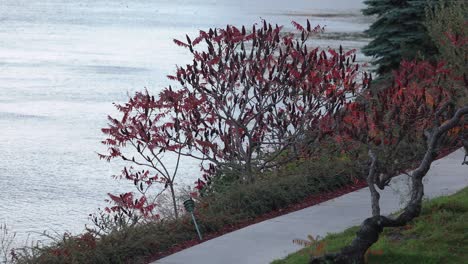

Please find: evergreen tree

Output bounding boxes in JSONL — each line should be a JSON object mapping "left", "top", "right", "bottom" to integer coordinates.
{"left": 362, "top": 0, "right": 438, "bottom": 77}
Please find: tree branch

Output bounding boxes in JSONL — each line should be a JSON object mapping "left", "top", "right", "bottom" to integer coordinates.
{"left": 367, "top": 149, "right": 380, "bottom": 217}
{"left": 310, "top": 105, "right": 468, "bottom": 264}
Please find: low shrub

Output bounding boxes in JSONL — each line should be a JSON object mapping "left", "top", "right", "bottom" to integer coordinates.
{"left": 13, "top": 154, "right": 363, "bottom": 264}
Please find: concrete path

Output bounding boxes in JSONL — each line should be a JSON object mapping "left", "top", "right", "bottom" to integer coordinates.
{"left": 153, "top": 148, "right": 468, "bottom": 264}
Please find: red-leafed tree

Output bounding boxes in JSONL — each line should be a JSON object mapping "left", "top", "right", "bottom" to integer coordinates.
{"left": 167, "top": 20, "right": 363, "bottom": 185}
{"left": 310, "top": 59, "right": 467, "bottom": 263}
{"left": 89, "top": 192, "right": 159, "bottom": 234}
{"left": 98, "top": 20, "right": 366, "bottom": 225}
{"left": 99, "top": 90, "right": 186, "bottom": 220}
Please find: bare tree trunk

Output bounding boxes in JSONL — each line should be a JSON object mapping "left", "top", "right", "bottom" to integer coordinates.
{"left": 244, "top": 148, "right": 255, "bottom": 183}
{"left": 246, "top": 160, "right": 254, "bottom": 183}
{"left": 169, "top": 182, "right": 179, "bottom": 219}
{"left": 367, "top": 150, "right": 380, "bottom": 217}
{"left": 310, "top": 106, "right": 468, "bottom": 264}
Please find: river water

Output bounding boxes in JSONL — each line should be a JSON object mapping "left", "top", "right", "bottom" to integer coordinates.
{"left": 0, "top": 0, "right": 371, "bottom": 244}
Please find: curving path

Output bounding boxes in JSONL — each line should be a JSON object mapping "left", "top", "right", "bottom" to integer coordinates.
{"left": 152, "top": 148, "right": 468, "bottom": 264}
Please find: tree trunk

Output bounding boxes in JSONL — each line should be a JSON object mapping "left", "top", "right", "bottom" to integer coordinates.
{"left": 245, "top": 152, "right": 255, "bottom": 183}
{"left": 169, "top": 182, "right": 179, "bottom": 219}
{"left": 310, "top": 106, "right": 468, "bottom": 264}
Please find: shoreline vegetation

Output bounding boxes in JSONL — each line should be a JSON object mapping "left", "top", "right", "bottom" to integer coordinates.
{"left": 9, "top": 154, "right": 363, "bottom": 263}
{"left": 3, "top": 1, "right": 467, "bottom": 263}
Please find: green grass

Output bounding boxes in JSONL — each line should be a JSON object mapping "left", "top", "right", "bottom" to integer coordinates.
{"left": 272, "top": 187, "right": 468, "bottom": 264}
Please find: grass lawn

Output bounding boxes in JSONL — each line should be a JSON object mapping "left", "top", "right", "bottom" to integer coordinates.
{"left": 272, "top": 187, "right": 468, "bottom": 264}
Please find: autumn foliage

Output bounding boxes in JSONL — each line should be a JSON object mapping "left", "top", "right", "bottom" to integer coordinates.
{"left": 309, "top": 28, "right": 467, "bottom": 264}
{"left": 98, "top": 89, "right": 185, "bottom": 222}
{"left": 98, "top": 20, "right": 467, "bottom": 254}
{"left": 167, "top": 20, "right": 363, "bottom": 185}
{"left": 331, "top": 60, "right": 460, "bottom": 182}
{"left": 99, "top": 19, "right": 366, "bottom": 222}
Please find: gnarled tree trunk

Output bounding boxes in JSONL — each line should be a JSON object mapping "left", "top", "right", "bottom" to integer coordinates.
{"left": 310, "top": 106, "right": 468, "bottom": 264}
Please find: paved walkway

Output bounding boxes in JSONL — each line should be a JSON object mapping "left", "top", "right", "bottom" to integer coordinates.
{"left": 153, "top": 148, "right": 468, "bottom": 264}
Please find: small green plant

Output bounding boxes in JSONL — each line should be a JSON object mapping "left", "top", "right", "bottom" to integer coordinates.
{"left": 292, "top": 234, "right": 384, "bottom": 263}
{"left": 293, "top": 235, "right": 326, "bottom": 257}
